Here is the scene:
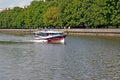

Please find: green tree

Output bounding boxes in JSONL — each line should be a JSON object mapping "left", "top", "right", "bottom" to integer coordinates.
{"left": 43, "top": 6, "right": 61, "bottom": 28}
{"left": 0, "top": 0, "right": 120, "bottom": 29}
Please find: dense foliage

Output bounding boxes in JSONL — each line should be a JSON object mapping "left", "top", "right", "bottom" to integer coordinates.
{"left": 0, "top": 0, "right": 120, "bottom": 29}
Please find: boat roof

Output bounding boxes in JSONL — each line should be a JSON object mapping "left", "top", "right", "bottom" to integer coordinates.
{"left": 34, "top": 30, "right": 63, "bottom": 34}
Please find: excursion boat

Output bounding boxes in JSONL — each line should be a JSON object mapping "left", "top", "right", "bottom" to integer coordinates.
{"left": 33, "top": 30, "right": 66, "bottom": 44}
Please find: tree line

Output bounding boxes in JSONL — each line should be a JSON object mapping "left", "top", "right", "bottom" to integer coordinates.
{"left": 0, "top": 0, "right": 120, "bottom": 29}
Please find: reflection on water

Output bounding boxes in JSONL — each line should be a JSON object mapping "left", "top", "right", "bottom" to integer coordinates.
{"left": 0, "top": 33, "right": 120, "bottom": 80}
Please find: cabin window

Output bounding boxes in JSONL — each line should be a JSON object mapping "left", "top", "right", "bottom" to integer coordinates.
{"left": 50, "top": 33, "right": 62, "bottom": 36}
{"left": 39, "top": 33, "right": 48, "bottom": 36}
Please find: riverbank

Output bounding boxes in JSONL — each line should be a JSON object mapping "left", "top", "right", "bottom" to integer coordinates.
{"left": 0, "top": 29, "right": 36, "bottom": 33}
{"left": 63, "top": 29, "right": 120, "bottom": 37}
{"left": 0, "top": 29, "right": 120, "bottom": 37}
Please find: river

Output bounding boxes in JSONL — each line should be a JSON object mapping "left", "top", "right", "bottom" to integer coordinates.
{"left": 0, "top": 33, "right": 120, "bottom": 80}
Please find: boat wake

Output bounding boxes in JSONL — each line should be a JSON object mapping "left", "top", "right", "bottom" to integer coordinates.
{"left": 27, "top": 40, "right": 48, "bottom": 43}
{"left": 0, "top": 39, "right": 50, "bottom": 44}
{"left": 0, "top": 40, "right": 35, "bottom": 44}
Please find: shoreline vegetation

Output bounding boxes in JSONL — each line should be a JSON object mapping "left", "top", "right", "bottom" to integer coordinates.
{"left": 0, "top": 0, "right": 120, "bottom": 29}
{"left": 0, "top": 29, "right": 120, "bottom": 37}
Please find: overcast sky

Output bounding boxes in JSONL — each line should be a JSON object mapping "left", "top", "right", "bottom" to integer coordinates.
{"left": 0, "top": 0, "right": 33, "bottom": 9}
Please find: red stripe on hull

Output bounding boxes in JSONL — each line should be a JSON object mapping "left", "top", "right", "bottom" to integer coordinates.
{"left": 48, "top": 37, "right": 64, "bottom": 43}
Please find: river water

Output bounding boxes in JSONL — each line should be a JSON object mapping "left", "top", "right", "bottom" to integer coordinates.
{"left": 0, "top": 33, "right": 120, "bottom": 80}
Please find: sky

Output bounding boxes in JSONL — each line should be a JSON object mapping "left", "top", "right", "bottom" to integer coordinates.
{"left": 0, "top": 0, "right": 33, "bottom": 9}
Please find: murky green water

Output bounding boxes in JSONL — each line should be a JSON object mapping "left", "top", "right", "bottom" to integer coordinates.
{"left": 0, "top": 33, "right": 120, "bottom": 80}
